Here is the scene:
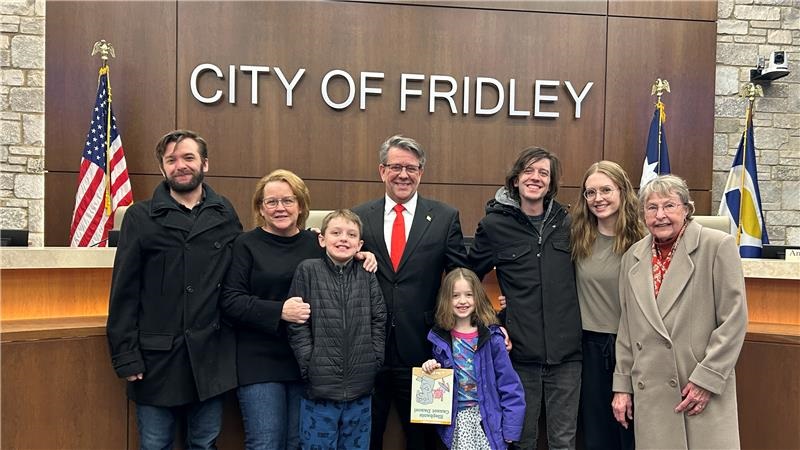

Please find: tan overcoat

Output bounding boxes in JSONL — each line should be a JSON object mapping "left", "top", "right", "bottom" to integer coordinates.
{"left": 613, "top": 220, "right": 748, "bottom": 449}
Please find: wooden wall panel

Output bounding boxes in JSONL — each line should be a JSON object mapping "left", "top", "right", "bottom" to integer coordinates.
{"left": 45, "top": 2, "right": 177, "bottom": 173}
{"left": 609, "top": 0, "right": 717, "bottom": 21}
{"left": 177, "top": 2, "right": 606, "bottom": 186}
{"left": 1, "top": 336, "right": 128, "bottom": 450}
{"left": 736, "top": 340, "right": 800, "bottom": 449}
{"left": 604, "top": 17, "right": 717, "bottom": 192}
{"left": 356, "top": 0, "right": 607, "bottom": 15}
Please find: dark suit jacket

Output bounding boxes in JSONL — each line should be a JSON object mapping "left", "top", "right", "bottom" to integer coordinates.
{"left": 353, "top": 195, "right": 468, "bottom": 367}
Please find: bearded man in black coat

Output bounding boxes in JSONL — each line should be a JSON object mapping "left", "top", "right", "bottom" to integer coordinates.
{"left": 107, "top": 130, "right": 242, "bottom": 449}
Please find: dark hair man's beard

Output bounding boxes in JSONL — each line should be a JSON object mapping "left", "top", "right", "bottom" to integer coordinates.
{"left": 167, "top": 169, "right": 204, "bottom": 193}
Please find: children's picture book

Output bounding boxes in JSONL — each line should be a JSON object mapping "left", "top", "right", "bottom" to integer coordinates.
{"left": 409, "top": 367, "right": 454, "bottom": 425}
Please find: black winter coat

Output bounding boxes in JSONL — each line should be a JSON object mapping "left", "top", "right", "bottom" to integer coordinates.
{"left": 287, "top": 257, "right": 387, "bottom": 401}
{"left": 469, "top": 188, "right": 582, "bottom": 365}
{"left": 107, "top": 182, "right": 242, "bottom": 406}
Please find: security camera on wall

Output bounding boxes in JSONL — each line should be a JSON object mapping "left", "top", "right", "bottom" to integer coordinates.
{"left": 751, "top": 51, "right": 790, "bottom": 82}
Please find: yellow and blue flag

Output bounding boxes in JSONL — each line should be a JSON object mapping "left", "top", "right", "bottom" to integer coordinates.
{"left": 640, "top": 100, "right": 671, "bottom": 187}
{"left": 718, "top": 111, "right": 769, "bottom": 258}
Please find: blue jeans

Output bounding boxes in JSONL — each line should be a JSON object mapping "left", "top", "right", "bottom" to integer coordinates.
{"left": 300, "top": 396, "right": 371, "bottom": 450}
{"left": 135, "top": 395, "right": 224, "bottom": 450}
{"left": 513, "top": 360, "right": 581, "bottom": 450}
{"left": 237, "top": 381, "right": 303, "bottom": 450}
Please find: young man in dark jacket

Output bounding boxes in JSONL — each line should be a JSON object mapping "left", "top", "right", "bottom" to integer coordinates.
{"left": 107, "top": 130, "right": 242, "bottom": 449}
{"left": 469, "top": 147, "right": 582, "bottom": 450}
{"left": 288, "top": 209, "right": 387, "bottom": 449}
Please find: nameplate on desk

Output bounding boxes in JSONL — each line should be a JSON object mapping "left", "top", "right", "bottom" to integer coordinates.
{"left": 786, "top": 249, "right": 800, "bottom": 261}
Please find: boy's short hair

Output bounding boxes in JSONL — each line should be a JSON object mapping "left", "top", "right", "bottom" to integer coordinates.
{"left": 320, "top": 209, "right": 363, "bottom": 236}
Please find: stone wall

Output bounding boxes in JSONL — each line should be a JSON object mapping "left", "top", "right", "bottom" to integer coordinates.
{"left": 714, "top": 0, "right": 800, "bottom": 245}
{"left": 0, "top": 0, "right": 44, "bottom": 246}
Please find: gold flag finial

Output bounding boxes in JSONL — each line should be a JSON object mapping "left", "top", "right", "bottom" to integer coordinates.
{"left": 739, "top": 82, "right": 763, "bottom": 101}
{"left": 651, "top": 78, "right": 671, "bottom": 98}
{"left": 91, "top": 40, "right": 115, "bottom": 65}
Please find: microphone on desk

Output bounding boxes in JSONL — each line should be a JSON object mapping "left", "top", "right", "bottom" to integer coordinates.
{"left": 89, "top": 238, "right": 110, "bottom": 247}
{"left": 89, "top": 230, "right": 120, "bottom": 247}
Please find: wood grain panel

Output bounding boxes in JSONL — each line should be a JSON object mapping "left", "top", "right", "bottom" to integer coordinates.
{"left": 45, "top": 1, "right": 177, "bottom": 174}
{"left": 604, "top": 17, "right": 717, "bottom": 191}
{"left": 1, "top": 336, "right": 128, "bottom": 450}
{"left": 0, "top": 268, "right": 112, "bottom": 319}
{"left": 736, "top": 340, "right": 800, "bottom": 450}
{"left": 355, "top": 0, "right": 607, "bottom": 15}
{"left": 177, "top": 2, "right": 606, "bottom": 186}
{"left": 745, "top": 278, "right": 800, "bottom": 326}
{"left": 609, "top": 0, "right": 717, "bottom": 21}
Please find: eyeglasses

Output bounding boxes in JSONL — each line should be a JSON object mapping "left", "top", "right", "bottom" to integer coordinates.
{"left": 644, "top": 202, "right": 683, "bottom": 216}
{"left": 382, "top": 164, "right": 421, "bottom": 175}
{"left": 263, "top": 196, "right": 297, "bottom": 209}
{"left": 583, "top": 186, "right": 617, "bottom": 200}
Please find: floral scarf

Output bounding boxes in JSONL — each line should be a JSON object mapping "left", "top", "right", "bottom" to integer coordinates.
{"left": 650, "top": 221, "right": 688, "bottom": 298}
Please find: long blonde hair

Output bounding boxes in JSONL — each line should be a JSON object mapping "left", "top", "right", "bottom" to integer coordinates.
{"left": 570, "top": 161, "right": 645, "bottom": 260}
{"left": 434, "top": 268, "right": 498, "bottom": 330}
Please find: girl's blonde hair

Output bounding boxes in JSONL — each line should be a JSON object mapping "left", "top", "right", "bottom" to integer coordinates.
{"left": 570, "top": 161, "right": 645, "bottom": 261}
{"left": 434, "top": 268, "right": 498, "bottom": 330}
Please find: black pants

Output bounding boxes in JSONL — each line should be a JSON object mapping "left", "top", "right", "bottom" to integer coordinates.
{"left": 370, "top": 366, "right": 440, "bottom": 450}
{"left": 579, "top": 330, "right": 635, "bottom": 450}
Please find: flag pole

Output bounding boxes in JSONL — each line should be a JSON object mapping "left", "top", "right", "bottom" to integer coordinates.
{"left": 651, "top": 78, "right": 670, "bottom": 174}
{"left": 91, "top": 40, "right": 116, "bottom": 217}
{"left": 736, "top": 82, "right": 763, "bottom": 246}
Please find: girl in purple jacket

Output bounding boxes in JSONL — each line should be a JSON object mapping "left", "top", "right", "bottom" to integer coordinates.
{"left": 422, "top": 268, "right": 526, "bottom": 450}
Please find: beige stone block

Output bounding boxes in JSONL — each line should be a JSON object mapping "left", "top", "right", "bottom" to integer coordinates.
{"left": 717, "top": 42, "right": 759, "bottom": 65}
{"left": 26, "top": 69, "right": 43, "bottom": 86}
{"left": 774, "top": 114, "right": 800, "bottom": 129}
{"left": 0, "top": 207, "right": 27, "bottom": 229}
{"left": 22, "top": 113, "right": 42, "bottom": 145}
{"left": 786, "top": 227, "right": 800, "bottom": 246}
{"left": 10, "top": 35, "right": 43, "bottom": 69}
{"left": 767, "top": 29, "right": 793, "bottom": 44}
{"left": 718, "top": 19, "right": 749, "bottom": 35}
{"left": 0, "top": 120, "right": 21, "bottom": 145}
{"left": 735, "top": 5, "right": 780, "bottom": 20}
{"left": 28, "top": 199, "right": 43, "bottom": 233}
{"left": 12, "top": 172, "right": 42, "bottom": 198}
{"left": 715, "top": 66, "right": 741, "bottom": 95}
{"left": 750, "top": 20, "right": 781, "bottom": 29}
{"left": 1, "top": 69, "right": 24, "bottom": 86}
{"left": 734, "top": 35, "right": 766, "bottom": 43}
{"left": 9, "top": 145, "right": 40, "bottom": 156}
{"left": 718, "top": 0, "right": 735, "bottom": 18}
{"left": 9, "top": 87, "right": 43, "bottom": 112}
{"left": 0, "top": 0, "right": 34, "bottom": 15}
{"left": 19, "top": 17, "right": 44, "bottom": 35}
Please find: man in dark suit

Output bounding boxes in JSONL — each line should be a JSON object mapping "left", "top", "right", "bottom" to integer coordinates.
{"left": 353, "top": 135, "right": 468, "bottom": 450}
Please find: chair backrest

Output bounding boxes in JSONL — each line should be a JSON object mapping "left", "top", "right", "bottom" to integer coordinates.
{"left": 113, "top": 205, "right": 130, "bottom": 230}
{"left": 306, "top": 210, "right": 334, "bottom": 230}
{"left": 693, "top": 215, "right": 732, "bottom": 234}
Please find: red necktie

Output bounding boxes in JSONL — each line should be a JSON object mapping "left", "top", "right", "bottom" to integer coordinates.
{"left": 391, "top": 204, "right": 406, "bottom": 271}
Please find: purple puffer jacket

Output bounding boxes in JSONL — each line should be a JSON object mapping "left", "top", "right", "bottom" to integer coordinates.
{"left": 428, "top": 324, "right": 526, "bottom": 450}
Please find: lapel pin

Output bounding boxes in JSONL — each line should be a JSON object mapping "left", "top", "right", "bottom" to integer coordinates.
{"left": 426, "top": 215, "right": 432, "bottom": 222}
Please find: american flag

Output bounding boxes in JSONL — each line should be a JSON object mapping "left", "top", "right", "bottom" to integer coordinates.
{"left": 69, "top": 66, "right": 133, "bottom": 247}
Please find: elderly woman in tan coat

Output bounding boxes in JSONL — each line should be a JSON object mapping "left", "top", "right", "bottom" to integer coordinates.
{"left": 611, "top": 175, "right": 748, "bottom": 449}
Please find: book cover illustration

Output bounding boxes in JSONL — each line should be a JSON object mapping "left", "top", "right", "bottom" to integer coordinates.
{"left": 410, "top": 367, "right": 454, "bottom": 425}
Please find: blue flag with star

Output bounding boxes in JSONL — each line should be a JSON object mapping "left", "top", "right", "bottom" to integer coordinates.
{"left": 640, "top": 101, "right": 671, "bottom": 187}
